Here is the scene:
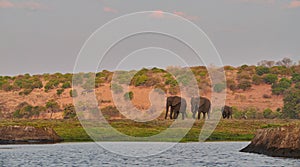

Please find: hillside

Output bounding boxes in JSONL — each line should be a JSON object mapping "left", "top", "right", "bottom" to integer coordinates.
{"left": 0, "top": 64, "right": 299, "bottom": 119}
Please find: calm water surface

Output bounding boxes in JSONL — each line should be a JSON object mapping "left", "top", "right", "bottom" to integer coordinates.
{"left": 0, "top": 142, "right": 299, "bottom": 167}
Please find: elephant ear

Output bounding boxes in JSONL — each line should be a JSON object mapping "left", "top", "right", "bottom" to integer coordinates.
{"left": 172, "top": 96, "right": 181, "bottom": 106}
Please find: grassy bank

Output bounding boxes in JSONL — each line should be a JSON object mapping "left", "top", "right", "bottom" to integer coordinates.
{"left": 0, "top": 119, "right": 298, "bottom": 142}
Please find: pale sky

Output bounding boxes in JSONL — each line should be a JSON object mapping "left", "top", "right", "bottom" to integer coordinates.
{"left": 0, "top": 0, "right": 300, "bottom": 75}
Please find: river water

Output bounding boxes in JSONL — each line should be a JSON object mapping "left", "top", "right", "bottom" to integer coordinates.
{"left": 0, "top": 142, "right": 299, "bottom": 167}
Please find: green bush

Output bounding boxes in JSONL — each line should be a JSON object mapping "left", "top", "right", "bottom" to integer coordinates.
{"left": 13, "top": 102, "right": 43, "bottom": 118}
{"left": 263, "top": 74, "right": 278, "bottom": 84}
{"left": 111, "top": 83, "right": 123, "bottom": 94}
{"left": 292, "top": 73, "right": 300, "bottom": 83}
{"left": 252, "top": 75, "right": 263, "bottom": 85}
{"left": 63, "top": 104, "right": 76, "bottom": 119}
{"left": 238, "top": 80, "right": 252, "bottom": 91}
{"left": 57, "top": 89, "right": 65, "bottom": 96}
{"left": 70, "top": 89, "right": 78, "bottom": 97}
{"left": 124, "top": 91, "right": 134, "bottom": 101}
{"left": 46, "top": 100, "right": 60, "bottom": 112}
{"left": 282, "top": 88, "right": 300, "bottom": 119}
{"left": 263, "top": 108, "right": 272, "bottom": 118}
{"left": 245, "top": 107, "right": 258, "bottom": 119}
{"left": 44, "top": 79, "right": 60, "bottom": 92}
{"left": 62, "top": 82, "right": 71, "bottom": 89}
{"left": 213, "top": 83, "right": 226, "bottom": 93}
{"left": 272, "top": 78, "right": 292, "bottom": 95}
{"left": 256, "top": 66, "right": 270, "bottom": 76}
{"left": 132, "top": 74, "right": 148, "bottom": 86}
{"left": 295, "top": 82, "right": 300, "bottom": 89}
{"left": 226, "top": 79, "right": 237, "bottom": 91}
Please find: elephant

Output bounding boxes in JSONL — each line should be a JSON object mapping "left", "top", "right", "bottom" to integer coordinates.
{"left": 190, "top": 96, "right": 211, "bottom": 119}
{"left": 165, "top": 96, "right": 187, "bottom": 120}
{"left": 222, "top": 105, "right": 233, "bottom": 119}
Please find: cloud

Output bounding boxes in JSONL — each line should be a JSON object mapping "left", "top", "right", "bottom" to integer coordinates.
{"left": 149, "top": 10, "right": 199, "bottom": 21}
{"left": 0, "top": 0, "right": 43, "bottom": 10}
{"left": 103, "top": 6, "right": 118, "bottom": 13}
{"left": 287, "top": 0, "right": 300, "bottom": 8}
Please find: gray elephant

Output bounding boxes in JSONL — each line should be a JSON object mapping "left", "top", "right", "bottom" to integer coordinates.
{"left": 191, "top": 96, "right": 211, "bottom": 119}
{"left": 165, "top": 96, "right": 187, "bottom": 120}
{"left": 222, "top": 105, "right": 233, "bottom": 119}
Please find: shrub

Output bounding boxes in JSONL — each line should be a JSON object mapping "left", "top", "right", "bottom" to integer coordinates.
{"left": 252, "top": 75, "right": 263, "bottom": 85}
{"left": 124, "top": 91, "right": 134, "bottom": 101}
{"left": 151, "top": 67, "right": 165, "bottom": 73}
{"left": 82, "top": 77, "right": 95, "bottom": 90}
{"left": 56, "top": 89, "right": 65, "bottom": 96}
{"left": 256, "top": 66, "right": 270, "bottom": 76}
{"left": 13, "top": 102, "right": 42, "bottom": 118}
{"left": 282, "top": 88, "right": 300, "bottom": 119}
{"left": 63, "top": 104, "right": 76, "bottom": 119}
{"left": 271, "top": 78, "right": 292, "bottom": 95}
{"left": 292, "top": 73, "right": 300, "bottom": 83}
{"left": 132, "top": 74, "right": 148, "bottom": 86}
{"left": 263, "top": 108, "right": 273, "bottom": 118}
{"left": 245, "top": 107, "right": 258, "bottom": 119}
{"left": 46, "top": 100, "right": 60, "bottom": 112}
{"left": 72, "top": 73, "right": 84, "bottom": 86}
{"left": 62, "top": 82, "right": 71, "bottom": 89}
{"left": 213, "top": 83, "right": 226, "bottom": 93}
{"left": 44, "top": 79, "right": 60, "bottom": 92}
{"left": 238, "top": 80, "right": 252, "bottom": 91}
{"left": 263, "top": 74, "right": 278, "bottom": 84}
{"left": 111, "top": 83, "right": 123, "bottom": 94}
{"left": 226, "top": 79, "right": 237, "bottom": 91}
{"left": 19, "top": 89, "right": 33, "bottom": 96}
{"left": 295, "top": 82, "right": 300, "bottom": 89}
{"left": 70, "top": 89, "right": 78, "bottom": 97}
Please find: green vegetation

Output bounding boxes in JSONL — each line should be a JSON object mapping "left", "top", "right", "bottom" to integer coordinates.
{"left": 256, "top": 66, "right": 270, "bottom": 76}
{"left": 56, "top": 88, "right": 65, "bottom": 96}
{"left": 272, "top": 78, "right": 292, "bottom": 95}
{"left": 63, "top": 104, "right": 76, "bottom": 119}
{"left": 263, "top": 74, "right": 278, "bottom": 84}
{"left": 111, "top": 83, "right": 123, "bottom": 94}
{"left": 237, "top": 80, "right": 252, "bottom": 91}
{"left": 282, "top": 88, "right": 300, "bottom": 119}
{"left": 70, "top": 89, "right": 78, "bottom": 97}
{"left": 124, "top": 91, "right": 134, "bottom": 101}
{"left": 13, "top": 102, "right": 44, "bottom": 118}
{"left": 0, "top": 119, "right": 298, "bottom": 142}
{"left": 213, "top": 83, "right": 226, "bottom": 93}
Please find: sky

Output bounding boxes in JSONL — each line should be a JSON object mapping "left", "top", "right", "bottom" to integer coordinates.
{"left": 0, "top": 0, "right": 300, "bottom": 75}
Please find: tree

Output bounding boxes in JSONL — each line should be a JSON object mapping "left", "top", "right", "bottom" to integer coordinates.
{"left": 46, "top": 100, "right": 60, "bottom": 119}
{"left": 238, "top": 80, "right": 252, "bottom": 91}
{"left": 272, "top": 78, "right": 292, "bottom": 95}
{"left": 124, "top": 91, "right": 134, "bottom": 101}
{"left": 282, "top": 88, "right": 300, "bottom": 119}
{"left": 256, "top": 66, "right": 270, "bottom": 76}
{"left": 263, "top": 74, "right": 278, "bottom": 84}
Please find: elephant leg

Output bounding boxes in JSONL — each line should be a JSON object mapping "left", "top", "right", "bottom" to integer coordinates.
{"left": 192, "top": 112, "right": 196, "bottom": 119}
{"left": 174, "top": 111, "right": 179, "bottom": 119}
{"left": 170, "top": 108, "right": 174, "bottom": 119}
{"left": 203, "top": 112, "right": 206, "bottom": 119}
{"left": 198, "top": 111, "right": 201, "bottom": 120}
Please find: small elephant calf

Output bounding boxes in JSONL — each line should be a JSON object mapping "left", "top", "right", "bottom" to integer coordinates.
{"left": 222, "top": 105, "right": 233, "bottom": 119}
